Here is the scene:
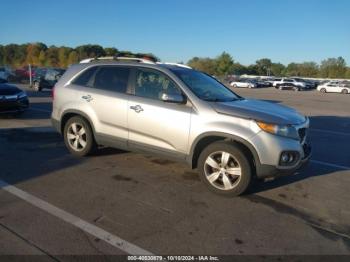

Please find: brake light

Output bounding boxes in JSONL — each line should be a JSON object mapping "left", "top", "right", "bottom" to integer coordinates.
{"left": 52, "top": 86, "right": 55, "bottom": 100}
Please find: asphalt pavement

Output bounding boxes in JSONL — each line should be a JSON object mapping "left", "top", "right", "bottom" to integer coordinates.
{"left": 0, "top": 84, "right": 349, "bottom": 259}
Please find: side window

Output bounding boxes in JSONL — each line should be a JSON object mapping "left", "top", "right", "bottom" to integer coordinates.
{"left": 72, "top": 66, "right": 98, "bottom": 87}
{"left": 92, "top": 67, "right": 130, "bottom": 93}
{"left": 135, "top": 69, "right": 182, "bottom": 100}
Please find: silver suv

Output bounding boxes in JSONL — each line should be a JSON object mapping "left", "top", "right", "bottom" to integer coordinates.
{"left": 51, "top": 57, "right": 311, "bottom": 196}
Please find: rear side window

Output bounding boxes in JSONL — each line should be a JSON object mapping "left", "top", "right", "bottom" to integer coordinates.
{"left": 93, "top": 67, "right": 130, "bottom": 93}
{"left": 72, "top": 66, "right": 98, "bottom": 87}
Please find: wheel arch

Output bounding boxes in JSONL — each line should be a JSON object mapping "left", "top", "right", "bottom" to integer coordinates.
{"left": 188, "top": 132, "right": 260, "bottom": 174}
{"left": 60, "top": 109, "right": 96, "bottom": 137}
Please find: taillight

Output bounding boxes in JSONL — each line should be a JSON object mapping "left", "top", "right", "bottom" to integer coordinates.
{"left": 52, "top": 86, "right": 55, "bottom": 100}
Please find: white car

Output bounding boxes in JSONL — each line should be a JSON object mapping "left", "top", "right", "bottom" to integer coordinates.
{"left": 273, "top": 78, "right": 308, "bottom": 89}
{"left": 317, "top": 81, "right": 350, "bottom": 94}
{"left": 230, "top": 80, "right": 257, "bottom": 88}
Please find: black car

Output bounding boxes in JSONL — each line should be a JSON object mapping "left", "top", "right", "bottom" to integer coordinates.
{"left": 31, "top": 68, "right": 65, "bottom": 92}
{"left": 0, "top": 79, "right": 29, "bottom": 114}
{"left": 275, "top": 82, "right": 304, "bottom": 91}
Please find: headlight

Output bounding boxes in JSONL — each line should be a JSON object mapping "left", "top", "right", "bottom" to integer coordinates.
{"left": 256, "top": 121, "right": 299, "bottom": 139}
{"left": 17, "top": 91, "right": 27, "bottom": 99}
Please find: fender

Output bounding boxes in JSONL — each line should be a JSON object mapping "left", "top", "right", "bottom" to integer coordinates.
{"left": 187, "top": 131, "right": 261, "bottom": 169}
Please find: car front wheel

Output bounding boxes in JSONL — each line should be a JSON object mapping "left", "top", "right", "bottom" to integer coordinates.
{"left": 64, "top": 116, "right": 96, "bottom": 156}
{"left": 198, "top": 141, "right": 252, "bottom": 196}
{"left": 320, "top": 88, "right": 327, "bottom": 93}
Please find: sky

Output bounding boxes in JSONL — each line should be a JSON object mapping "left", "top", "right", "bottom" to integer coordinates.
{"left": 1, "top": 0, "right": 349, "bottom": 65}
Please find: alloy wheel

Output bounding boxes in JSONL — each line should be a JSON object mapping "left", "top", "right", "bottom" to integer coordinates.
{"left": 67, "top": 123, "right": 87, "bottom": 151}
{"left": 204, "top": 151, "right": 242, "bottom": 190}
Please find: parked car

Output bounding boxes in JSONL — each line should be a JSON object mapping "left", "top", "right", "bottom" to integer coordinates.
{"left": 317, "top": 81, "right": 350, "bottom": 94}
{"left": 0, "top": 66, "right": 15, "bottom": 81}
{"left": 13, "top": 66, "right": 37, "bottom": 83}
{"left": 230, "top": 79, "right": 257, "bottom": 88}
{"left": 274, "top": 78, "right": 309, "bottom": 90}
{"left": 268, "top": 78, "right": 282, "bottom": 87}
{"left": 0, "top": 79, "right": 29, "bottom": 114}
{"left": 292, "top": 78, "right": 314, "bottom": 89}
{"left": 255, "top": 79, "right": 272, "bottom": 88}
{"left": 51, "top": 57, "right": 311, "bottom": 196}
{"left": 31, "top": 68, "right": 65, "bottom": 91}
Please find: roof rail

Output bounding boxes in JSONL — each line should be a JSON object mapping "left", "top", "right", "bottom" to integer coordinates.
{"left": 79, "top": 56, "right": 156, "bottom": 64}
{"left": 157, "top": 62, "right": 192, "bottom": 69}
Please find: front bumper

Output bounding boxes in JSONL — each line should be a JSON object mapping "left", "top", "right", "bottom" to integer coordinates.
{"left": 256, "top": 143, "right": 312, "bottom": 179}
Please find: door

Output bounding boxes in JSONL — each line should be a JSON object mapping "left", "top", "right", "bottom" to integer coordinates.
{"left": 128, "top": 68, "right": 192, "bottom": 155}
{"left": 72, "top": 65, "right": 131, "bottom": 147}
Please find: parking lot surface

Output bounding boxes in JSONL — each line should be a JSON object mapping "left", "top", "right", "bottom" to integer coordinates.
{"left": 0, "top": 85, "right": 349, "bottom": 258}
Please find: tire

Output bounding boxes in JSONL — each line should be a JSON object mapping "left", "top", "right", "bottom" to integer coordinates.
{"left": 32, "top": 81, "right": 42, "bottom": 92}
{"left": 294, "top": 87, "right": 300, "bottom": 92}
{"left": 341, "top": 89, "right": 348, "bottom": 94}
{"left": 320, "top": 88, "right": 326, "bottom": 93}
{"left": 63, "top": 116, "right": 96, "bottom": 157}
{"left": 197, "top": 141, "right": 252, "bottom": 196}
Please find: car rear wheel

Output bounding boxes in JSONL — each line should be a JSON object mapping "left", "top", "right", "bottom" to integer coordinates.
{"left": 198, "top": 141, "right": 252, "bottom": 196}
{"left": 64, "top": 116, "right": 96, "bottom": 157}
{"left": 320, "top": 88, "right": 327, "bottom": 93}
{"left": 341, "top": 89, "right": 348, "bottom": 94}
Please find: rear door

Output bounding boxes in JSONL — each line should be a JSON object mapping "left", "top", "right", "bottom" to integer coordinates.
{"left": 127, "top": 68, "right": 192, "bottom": 155}
{"left": 73, "top": 65, "right": 131, "bottom": 147}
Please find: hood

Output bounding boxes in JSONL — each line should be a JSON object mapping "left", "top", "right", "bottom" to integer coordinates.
{"left": 212, "top": 98, "right": 306, "bottom": 125}
{"left": 0, "top": 83, "right": 22, "bottom": 96}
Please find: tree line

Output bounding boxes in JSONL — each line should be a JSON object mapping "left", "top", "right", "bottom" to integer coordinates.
{"left": 1, "top": 43, "right": 349, "bottom": 79}
{"left": 188, "top": 52, "right": 350, "bottom": 79}
{"left": 0, "top": 42, "right": 158, "bottom": 69}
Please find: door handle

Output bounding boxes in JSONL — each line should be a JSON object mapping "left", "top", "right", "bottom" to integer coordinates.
{"left": 82, "top": 95, "right": 93, "bottom": 102}
{"left": 130, "top": 105, "right": 143, "bottom": 113}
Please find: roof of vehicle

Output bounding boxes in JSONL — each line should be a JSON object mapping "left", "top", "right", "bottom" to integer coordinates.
{"left": 78, "top": 56, "right": 192, "bottom": 70}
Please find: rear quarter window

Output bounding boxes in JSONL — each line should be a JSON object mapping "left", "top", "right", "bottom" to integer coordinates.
{"left": 72, "top": 66, "right": 98, "bottom": 87}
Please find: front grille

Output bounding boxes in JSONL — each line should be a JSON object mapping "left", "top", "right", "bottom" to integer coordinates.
{"left": 298, "top": 128, "right": 306, "bottom": 143}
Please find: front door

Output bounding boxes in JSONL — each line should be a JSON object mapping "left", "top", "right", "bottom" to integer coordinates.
{"left": 127, "top": 68, "right": 192, "bottom": 156}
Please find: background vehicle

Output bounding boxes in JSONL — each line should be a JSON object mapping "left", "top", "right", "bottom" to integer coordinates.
{"left": 31, "top": 68, "right": 65, "bottom": 91}
{"left": 0, "top": 66, "right": 15, "bottom": 81}
{"left": 255, "top": 79, "right": 272, "bottom": 87}
{"left": 13, "top": 66, "right": 37, "bottom": 83}
{"left": 274, "top": 78, "right": 309, "bottom": 90}
{"left": 317, "top": 81, "right": 350, "bottom": 94}
{"left": 230, "top": 79, "right": 257, "bottom": 88}
{"left": 52, "top": 57, "right": 311, "bottom": 197}
{"left": 0, "top": 79, "right": 29, "bottom": 114}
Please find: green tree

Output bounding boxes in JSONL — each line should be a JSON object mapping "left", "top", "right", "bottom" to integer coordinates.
{"left": 319, "top": 57, "right": 347, "bottom": 78}
{"left": 215, "top": 52, "right": 234, "bottom": 76}
{"left": 187, "top": 57, "right": 216, "bottom": 75}
{"left": 45, "top": 46, "right": 59, "bottom": 67}
{"left": 104, "top": 47, "right": 118, "bottom": 56}
{"left": 255, "top": 58, "right": 272, "bottom": 75}
{"left": 38, "top": 50, "right": 46, "bottom": 66}
{"left": 270, "top": 63, "right": 285, "bottom": 76}
{"left": 67, "top": 51, "right": 79, "bottom": 65}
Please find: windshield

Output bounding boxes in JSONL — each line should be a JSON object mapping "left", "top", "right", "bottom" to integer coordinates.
{"left": 171, "top": 69, "right": 240, "bottom": 102}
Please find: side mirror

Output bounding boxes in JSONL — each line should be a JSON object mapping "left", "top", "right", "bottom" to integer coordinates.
{"left": 160, "top": 92, "right": 186, "bottom": 104}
